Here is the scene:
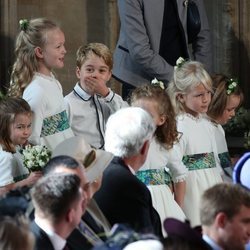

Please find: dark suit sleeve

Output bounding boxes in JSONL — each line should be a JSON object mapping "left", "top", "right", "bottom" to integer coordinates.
{"left": 94, "top": 163, "right": 162, "bottom": 236}
{"left": 30, "top": 221, "right": 55, "bottom": 250}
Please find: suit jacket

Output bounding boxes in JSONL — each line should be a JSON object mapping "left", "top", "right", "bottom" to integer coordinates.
{"left": 67, "top": 211, "right": 106, "bottom": 250}
{"left": 94, "top": 157, "right": 162, "bottom": 237}
{"left": 113, "top": 0, "right": 212, "bottom": 86}
{"left": 30, "top": 221, "right": 55, "bottom": 250}
{"left": 86, "top": 198, "right": 111, "bottom": 234}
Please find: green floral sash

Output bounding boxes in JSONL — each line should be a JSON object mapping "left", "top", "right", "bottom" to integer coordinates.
{"left": 218, "top": 151, "right": 231, "bottom": 169}
{"left": 41, "top": 110, "right": 70, "bottom": 137}
{"left": 182, "top": 152, "right": 216, "bottom": 171}
{"left": 136, "top": 169, "right": 172, "bottom": 185}
{"left": 14, "top": 174, "right": 29, "bottom": 182}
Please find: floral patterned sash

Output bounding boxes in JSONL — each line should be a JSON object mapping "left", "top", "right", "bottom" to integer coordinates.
{"left": 218, "top": 151, "right": 231, "bottom": 169}
{"left": 182, "top": 152, "right": 216, "bottom": 171}
{"left": 136, "top": 169, "right": 172, "bottom": 185}
{"left": 41, "top": 110, "right": 70, "bottom": 137}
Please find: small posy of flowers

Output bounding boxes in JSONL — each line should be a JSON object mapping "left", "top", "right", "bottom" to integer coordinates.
{"left": 151, "top": 77, "right": 165, "bottom": 89}
{"left": 226, "top": 78, "right": 238, "bottom": 95}
{"left": 175, "top": 57, "right": 186, "bottom": 69}
{"left": 21, "top": 145, "right": 51, "bottom": 172}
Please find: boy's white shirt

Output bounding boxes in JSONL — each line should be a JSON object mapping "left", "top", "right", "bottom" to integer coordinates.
{"left": 64, "top": 82, "right": 128, "bottom": 149}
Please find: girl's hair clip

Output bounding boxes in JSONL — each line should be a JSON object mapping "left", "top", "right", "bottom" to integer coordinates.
{"left": 19, "top": 19, "right": 29, "bottom": 31}
{"left": 174, "top": 57, "right": 186, "bottom": 70}
{"left": 151, "top": 78, "right": 165, "bottom": 89}
{"left": 226, "top": 78, "right": 238, "bottom": 95}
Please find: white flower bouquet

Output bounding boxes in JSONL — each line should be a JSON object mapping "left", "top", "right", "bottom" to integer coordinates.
{"left": 21, "top": 145, "right": 52, "bottom": 172}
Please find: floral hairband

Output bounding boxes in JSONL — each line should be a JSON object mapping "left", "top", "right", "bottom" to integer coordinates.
{"left": 151, "top": 78, "right": 165, "bottom": 89}
{"left": 226, "top": 78, "right": 238, "bottom": 95}
{"left": 19, "top": 19, "right": 29, "bottom": 31}
{"left": 174, "top": 57, "right": 187, "bottom": 70}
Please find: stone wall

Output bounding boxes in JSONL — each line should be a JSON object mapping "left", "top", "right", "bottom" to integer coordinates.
{"left": 0, "top": 0, "right": 249, "bottom": 106}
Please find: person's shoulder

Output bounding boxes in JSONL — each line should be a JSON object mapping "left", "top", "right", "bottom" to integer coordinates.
{"left": 0, "top": 146, "right": 13, "bottom": 163}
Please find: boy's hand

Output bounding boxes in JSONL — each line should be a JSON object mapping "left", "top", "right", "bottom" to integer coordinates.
{"left": 85, "top": 76, "right": 109, "bottom": 97}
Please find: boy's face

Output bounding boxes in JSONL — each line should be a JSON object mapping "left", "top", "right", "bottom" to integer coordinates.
{"left": 76, "top": 54, "right": 111, "bottom": 95}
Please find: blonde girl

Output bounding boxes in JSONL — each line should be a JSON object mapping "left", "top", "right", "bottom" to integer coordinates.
{"left": 0, "top": 97, "right": 42, "bottom": 196}
{"left": 8, "top": 18, "right": 73, "bottom": 150}
{"left": 130, "top": 85, "right": 187, "bottom": 234}
{"left": 167, "top": 60, "right": 223, "bottom": 227}
{"left": 207, "top": 74, "right": 243, "bottom": 178}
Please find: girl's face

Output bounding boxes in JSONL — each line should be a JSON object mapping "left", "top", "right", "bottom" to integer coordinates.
{"left": 132, "top": 99, "right": 166, "bottom": 126}
{"left": 37, "top": 28, "right": 66, "bottom": 75}
{"left": 181, "top": 83, "right": 211, "bottom": 117}
{"left": 217, "top": 94, "right": 241, "bottom": 125}
{"left": 10, "top": 113, "right": 32, "bottom": 146}
{"left": 76, "top": 54, "right": 111, "bottom": 95}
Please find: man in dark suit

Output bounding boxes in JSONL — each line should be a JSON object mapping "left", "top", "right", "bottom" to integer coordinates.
{"left": 45, "top": 142, "right": 113, "bottom": 250}
{"left": 94, "top": 107, "right": 162, "bottom": 237}
{"left": 30, "top": 173, "right": 85, "bottom": 250}
{"left": 113, "top": 0, "right": 212, "bottom": 99}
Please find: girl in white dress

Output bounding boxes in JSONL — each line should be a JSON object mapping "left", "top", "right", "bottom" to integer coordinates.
{"left": 207, "top": 74, "right": 243, "bottom": 180}
{"left": 0, "top": 97, "right": 42, "bottom": 196}
{"left": 167, "top": 59, "right": 223, "bottom": 227}
{"left": 130, "top": 85, "right": 187, "bottom": 234}
{"left": 8, "top": 18, "right": 74, "bottom": 150}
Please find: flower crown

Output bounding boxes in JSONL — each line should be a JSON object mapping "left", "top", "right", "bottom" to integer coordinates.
{"left": 151, "top": 78, "right": 165, "bottom": 89}
{"left": 19, "top": 19, "right": 29, "bottom": 31}
{"left": 226, "top": 78, "right": 238, "bottom": 95}
{"left": 174, "top": 57, "right": 187, "bottom": 70}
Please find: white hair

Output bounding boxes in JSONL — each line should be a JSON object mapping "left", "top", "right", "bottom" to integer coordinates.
{"left": 104, "top": 107, "right": 155, "bottom": 158}
{"left": 167, "top": 60, "right": 212, "bottom": 114}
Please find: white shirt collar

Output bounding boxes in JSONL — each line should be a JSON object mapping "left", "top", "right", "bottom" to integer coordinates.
{"left": 203, "top": 234, "right": 223, "bottom": 250}
{"left": 127, "top": 165, "right": 136, "bottom": 175}
{"left": 35, "top": 217, "right": 67, "bottom": 250}
{"left": 74, "top": 83, "right": 92, "bottom": 100}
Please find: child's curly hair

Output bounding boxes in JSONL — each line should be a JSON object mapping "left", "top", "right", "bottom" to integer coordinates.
{"left": 130, "top": 85, "right": 178, "bottom": 149}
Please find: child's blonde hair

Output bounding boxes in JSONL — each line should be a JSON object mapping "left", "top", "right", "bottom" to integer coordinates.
{"left": 8, "top": 18, "right": 59, "bottom": 97}
{"left": 76, "top": 42, "right": 113, "bottom": 70}
{"left": 167, "top": 61, "right": 213, "bottom": 114}
{"left": 207, "top": 74, "right": 244, "bottom": 121}
{"left": 130, "top": 85, "right": 178, "bottom": 149}
{"left": 0, "top": 97, "right": 32, "bottom": 153}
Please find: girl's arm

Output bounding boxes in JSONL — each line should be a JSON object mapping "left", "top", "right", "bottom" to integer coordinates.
{"left": 174, "top": 181, "right": 186, "bottom": 208}
{"left": 23, "top": 83, "right": 46, "bottom": 145}
{"left": 0, "top": 172, "right": 42, "bottom": 197}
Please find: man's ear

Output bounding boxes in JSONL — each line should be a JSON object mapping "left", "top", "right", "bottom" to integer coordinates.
{"left": 215, "top": 212, "right": 227, "bottom": 228}
{"left": 34, "top": 47, "right": 43, "bottom": 59}
{"left": 76, "top": 66, "right": 81, "bottom": 79}
{"left": 66, "top": 208, "right": 75, "bottom": 223}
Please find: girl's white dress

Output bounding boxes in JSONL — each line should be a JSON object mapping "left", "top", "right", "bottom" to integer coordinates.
{"left": 211, "top": 122, "right": 232, "bottom": 181}
{"left": 136, "top": 138, "right": 187, "bottom": 235}
{"left": 23, "top": 73, "right": 74, "bottom": 150}
{"left": 0, "top": 145, "right": 29, "bottom": 187}
{"left": 172, "top": 114, "right": 223, "bottom": 227}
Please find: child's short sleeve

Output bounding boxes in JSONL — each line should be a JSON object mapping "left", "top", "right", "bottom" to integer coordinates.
{"left": 0, "top": 149, "right": 15, "bottom": 187}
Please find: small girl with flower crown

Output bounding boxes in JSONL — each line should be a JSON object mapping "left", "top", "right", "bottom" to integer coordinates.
{"left": 0, "top": 97, "right": 42, "bottom": 196}
{"left": 207, "top": 74, "right": 243, "bottom": 179}
{"left": 167, "top": 59, "right": 223, "bottom": 227}
{"left": 8, "top": 18, "right": 74, "bottom": 150}
{"left": 130, "top": 84, "right": 187, "bottom": 234}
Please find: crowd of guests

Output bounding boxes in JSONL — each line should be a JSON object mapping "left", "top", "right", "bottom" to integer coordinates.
{"left": 0, "top": 12, "right": 250, "bottom": 250}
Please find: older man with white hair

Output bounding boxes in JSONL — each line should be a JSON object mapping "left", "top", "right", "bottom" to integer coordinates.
{"left": 94, "top": 107, "right": 162, "bottom": 237}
